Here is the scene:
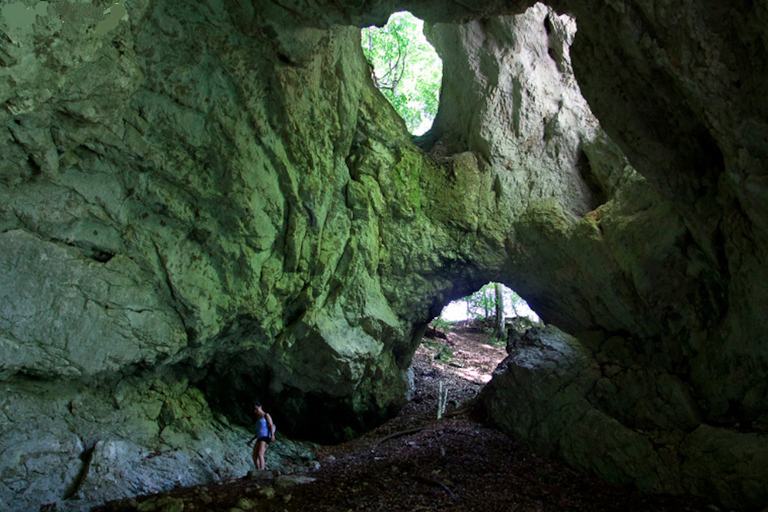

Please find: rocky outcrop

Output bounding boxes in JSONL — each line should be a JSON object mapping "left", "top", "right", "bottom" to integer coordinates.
{"left": 552, "top": 0, "right": 768, "bottom": 428}
{"left": 488, "top": 326, "right": 768, "bottom": 510}
{"left": 0, "top": 1, "right": 518, "bottom": 509}
{"left": 0, "top": 374, "right": 314, "bottom": 509}
{"left": 422, "top": 3, "right": 768, "bottom": 509}
{"left": 1, "top": 0, "right": 768, "bottom": 510}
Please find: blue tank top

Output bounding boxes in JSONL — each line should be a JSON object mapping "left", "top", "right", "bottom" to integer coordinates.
{"left": 256, "top": 417, "right": 270, "bottom": 438}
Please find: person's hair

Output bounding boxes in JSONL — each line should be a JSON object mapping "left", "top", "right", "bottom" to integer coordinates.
{"left": 252, "top": 400, "right": 262, "bottom": 408}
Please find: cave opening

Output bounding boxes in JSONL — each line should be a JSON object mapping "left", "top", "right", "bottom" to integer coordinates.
{"left": 421, "top": 283, "right": 540, "bottom": 384}
{"left": 439, "top": 282, "right": 540, "bottom": 326}
{"left": 361, "top": 11, "right": 442, "bottom": 135}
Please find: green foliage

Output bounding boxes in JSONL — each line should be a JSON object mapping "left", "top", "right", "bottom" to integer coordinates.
{"left": 505, "top": 288, "right": 529, "bottom": 318}
{"left": 508, "top": 316, "right": 536, "bottom": 333}
{"left": 466, "top": 283, "right": 497, "bottom": 320}
{"left": 361, "top": 12, "right": 442, "bottom": 134}
{"left": 483, "top": 328, "right": 505, "bottom": 346}
{"left": 466, "top": 283, "right": 529, "bottom": 320}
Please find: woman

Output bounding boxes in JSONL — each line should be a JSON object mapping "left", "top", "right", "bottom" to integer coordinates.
{"left": 246, "top": 401, "right": 276, "bottom": 470}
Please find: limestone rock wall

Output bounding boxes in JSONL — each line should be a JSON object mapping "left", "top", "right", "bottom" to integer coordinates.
{"left": 445, "top": 1, "right": 768, "bottom": 509}
{"left": 0, "top": 1, "right": 519, "bottom": 509}
{"left": 1, "top": 0, "right": 768, "bottom": 510}
{"left": 553, "top": 0, "right": 768, "bottom": 430}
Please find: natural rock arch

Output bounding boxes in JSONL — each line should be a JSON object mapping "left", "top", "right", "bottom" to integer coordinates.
{"left": 1, "top": 0, "right": 767, "bottom": 510}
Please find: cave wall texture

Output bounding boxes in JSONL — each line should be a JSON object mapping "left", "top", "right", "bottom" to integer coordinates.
{"left": 1, "top": 0, "right": 767, "bottom": 510}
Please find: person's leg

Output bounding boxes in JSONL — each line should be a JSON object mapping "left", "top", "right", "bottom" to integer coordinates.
{"left": 251, "top": 442, "right": 260, "bottom": 470}
{"left": 256, "top": 440, "right": 267, "bottom": 470}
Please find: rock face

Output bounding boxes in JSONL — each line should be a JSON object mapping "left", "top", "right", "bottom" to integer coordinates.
{"left": 0, "top": 0, "right": 512, "bottom": 509}
{"left": 489, "top": 326, "right": 768, "bottom": 510}
{"left": 429, "top": 6, "right": 764, "bottom": 508}
{"left": 464, "top": 2, "right": 768, "bottom": 510}
{"left": 1, "top": 0, "right": 767, "bottom": 511}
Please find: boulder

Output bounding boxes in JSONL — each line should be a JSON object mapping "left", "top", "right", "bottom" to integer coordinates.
{"left": 486, "top": 326, "right": 768, "bottom": 510}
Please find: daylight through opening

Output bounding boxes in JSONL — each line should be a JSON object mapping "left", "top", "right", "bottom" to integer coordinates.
{"left": 440, "top": 283, "right": 540, "bottom": 324}
{"left": 422, "top": 283, "right": 540, "bottom": 385}
{"left": 361, "top": 12, "right": 442, "bottom": 135}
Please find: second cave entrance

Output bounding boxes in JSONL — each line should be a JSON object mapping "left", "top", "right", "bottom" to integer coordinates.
{"left": 420, "top": 283, "right": 540, "bottom": 384}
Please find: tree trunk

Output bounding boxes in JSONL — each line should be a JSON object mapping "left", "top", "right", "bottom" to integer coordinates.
{"left": 494, "top": 282, "right": 504, "bottom": 340}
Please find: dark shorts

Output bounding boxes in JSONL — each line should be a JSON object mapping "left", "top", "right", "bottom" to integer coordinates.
{"left": 256, "top": 436, "right": 272, "bottom": 444}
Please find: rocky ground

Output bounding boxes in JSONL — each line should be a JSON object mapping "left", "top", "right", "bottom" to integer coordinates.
{"left": 92, "top": 322, "right": 721, "bottom": 512}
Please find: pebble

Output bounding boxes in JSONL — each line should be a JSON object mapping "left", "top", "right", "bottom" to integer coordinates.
{"left": 235, "top": 497, "right": 256, "bottom": 510}
{"left": 258, "top": 487, "right": 276, "bottom": 499}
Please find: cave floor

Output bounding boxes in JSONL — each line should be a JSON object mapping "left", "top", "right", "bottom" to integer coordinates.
{"left": 93, "top": 323, "right": 717, "bottom": 512}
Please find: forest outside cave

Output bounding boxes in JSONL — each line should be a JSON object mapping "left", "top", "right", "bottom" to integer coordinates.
{"left": 361, "top": 11, "right": 442, "bottom": 135}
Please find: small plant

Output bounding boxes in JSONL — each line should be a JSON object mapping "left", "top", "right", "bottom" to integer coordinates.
{"left": 508, "top": 316, "right": 536, "bottom": 334}
{"left": 435, "top": 343, "right": 453, "bottom": 361}
{"left": 488, "top": 332, "right": 507, "bottom": 347}
{"left": 431, "top": 316, "right": 453, "bottom": 334}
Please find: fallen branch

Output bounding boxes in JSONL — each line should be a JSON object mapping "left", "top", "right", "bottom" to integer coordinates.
{"left": 415, "top": 473, "right": 456, "bottom": 498}
{"left": 372, "top": 427, "right": 425, "bottom": 446}
{"left": 444, "top": 397, "right": 480, "bottom": 418}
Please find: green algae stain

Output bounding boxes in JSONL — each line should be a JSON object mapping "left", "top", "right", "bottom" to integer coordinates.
{"left": 1, "top": 2, "right": 48, "bottom": 41}
{"left": 53, "top": 0, "right": 127, "bottom": 36}
{"left": 54, "top": 1, "right": 102, "bottom": 32}
{"left": 391, "top": 150, "right": 427, "bottom": 218}
{"left": 94, "top": 2, "right": 126, "bottom": 35}
{"left": 1, "top": 1, "right": 128, "bottom": 39}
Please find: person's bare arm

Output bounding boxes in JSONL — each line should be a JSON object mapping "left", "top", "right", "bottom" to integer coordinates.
{"left": 266, "top": 413, "right": 276, "bottom": 441}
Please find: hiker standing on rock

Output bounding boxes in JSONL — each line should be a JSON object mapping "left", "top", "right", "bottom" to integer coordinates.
{"left": 246, "top": 401, "right": 276, "bottom": 470}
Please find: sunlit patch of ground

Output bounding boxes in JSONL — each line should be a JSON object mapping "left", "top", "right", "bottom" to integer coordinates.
{"left": 418, "top": 323, "right": 507, "bottom": 385}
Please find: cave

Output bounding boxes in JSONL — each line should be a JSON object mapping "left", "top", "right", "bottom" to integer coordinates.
{"left": 1, "top": 0, "right": 768, "bottom": 511}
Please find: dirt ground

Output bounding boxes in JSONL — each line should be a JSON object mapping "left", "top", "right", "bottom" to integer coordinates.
{"left": 93, "top": 322, "right": 720, "bottom": 512}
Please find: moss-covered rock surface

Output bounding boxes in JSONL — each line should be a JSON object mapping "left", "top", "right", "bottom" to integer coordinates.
{"left": 1, "top": 0, "right": 768, "bottom": 510}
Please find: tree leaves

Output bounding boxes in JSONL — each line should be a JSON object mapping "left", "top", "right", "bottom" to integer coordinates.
{"left": 361, "top": 12, "right": 442, "bottom": 135}
{"left": 463, "top": 283, "right": 533, "bottom": 322}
